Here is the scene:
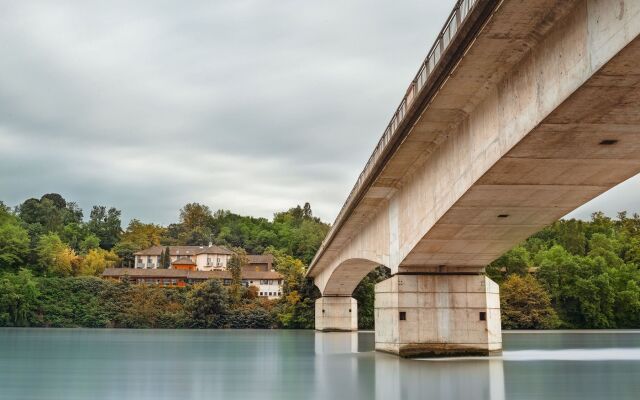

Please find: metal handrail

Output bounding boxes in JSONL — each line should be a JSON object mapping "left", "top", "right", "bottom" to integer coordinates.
{"left": 309, "top": 0, "right": 480, "bottom": 272}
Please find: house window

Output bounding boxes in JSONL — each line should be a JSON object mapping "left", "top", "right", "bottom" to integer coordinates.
{"left": 479, "top": 312, "right": 487, "bottom": 321}
{"left": 399, "top": 312, "right": 406, "bottom": 321}
{"left": 223, "top": 279, "right": 231, "bottom": 286}
{"left": 261, "top": 280, "right": 269, "bottom": 285}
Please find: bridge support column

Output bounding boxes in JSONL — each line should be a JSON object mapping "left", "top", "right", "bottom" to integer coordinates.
{"left": 315, "top": 297, "right": 357, "bottom": 332}
{"left": 375, "top": 273, "right": 501, "bottom": 357}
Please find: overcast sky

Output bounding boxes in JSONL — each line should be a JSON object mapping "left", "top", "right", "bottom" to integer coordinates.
{"left": 1, "top": 0, "right": 638, "bottom": 225}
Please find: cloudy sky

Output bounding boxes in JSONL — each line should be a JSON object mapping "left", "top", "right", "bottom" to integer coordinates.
{"left": 1, "top": 0, "right": 638, "bottom": 225}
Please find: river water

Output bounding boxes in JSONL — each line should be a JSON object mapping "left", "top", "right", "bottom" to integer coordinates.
{"left": 1, "top": 329, "right": 639, "bottom": 400}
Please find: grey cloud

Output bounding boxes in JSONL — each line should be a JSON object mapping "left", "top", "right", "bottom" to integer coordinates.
{"left": 1, "top": 0, "right": 637, "bottom": 225}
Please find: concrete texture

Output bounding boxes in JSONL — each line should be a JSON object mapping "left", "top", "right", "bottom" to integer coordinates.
{"left": 309, "top": 0, "right": 640, "bottom": 357}
{"left": 315, "top": 297, "right": 358, "bottom": 332}
{"left": 309, "top": 0, "right": 640, "bottom": 291}
{"left": 375, "top": 274, "right": 501, "bottom": 358}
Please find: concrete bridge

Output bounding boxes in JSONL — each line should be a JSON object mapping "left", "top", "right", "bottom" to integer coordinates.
{"left": 307, "top": 0, "right": 640, "bottom": 357}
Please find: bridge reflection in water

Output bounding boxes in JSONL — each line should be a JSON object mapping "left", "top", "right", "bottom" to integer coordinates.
{"left": 314, "top": 332, "right": 505, "bottom": 400}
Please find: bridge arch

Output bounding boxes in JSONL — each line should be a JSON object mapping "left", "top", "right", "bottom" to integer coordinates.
{"left": 316, "top": 258, "right": 384, "bottom": 296}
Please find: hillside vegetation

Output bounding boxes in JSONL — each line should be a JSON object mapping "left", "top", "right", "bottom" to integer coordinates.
{"left": 2, "top": 194, "right": 640, "bottom": 329}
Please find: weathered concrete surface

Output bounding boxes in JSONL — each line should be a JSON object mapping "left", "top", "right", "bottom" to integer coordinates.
{"left": 315, "top": 297, "right": 358, "bottom": 332}
{"left": 310, "top": 0, "right": 640, "bottom": 289}
{"left": 375, "top": 274, "right": 501, "bottom": 357}
{"left": 310, "top": 0, "right": 640, "bottom": 356}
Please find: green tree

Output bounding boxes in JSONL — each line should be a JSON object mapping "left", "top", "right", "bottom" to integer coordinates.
{"left": 87, "top": 206, "right": 122, "bottom": 250}
{"left": 227, "top": 248, "right": 248, "bottom": 304}
{"left": 162, "top": 246, "right": 171, "bottom": 268}
{"left": 79, "top": 234, "right": 101, "bottom": 254}
{"left": 487, "top": 246, "right": 531, "bottom": 282}
{"left": 0, "top": 269, "right": 40, "bottom": 326}
{"left": 17, "top": 194, "right": 82, "bottom": 235}
{"left": 112, "top": 241, "right": 140, "bottom": 268}
{"left": 60, "top": 222, "right": 91, "bottom": 252}
{"left": 185, "top": 280, "right": 229, "bottom": 328}
{"left": 0, "top": 210, "right": 30, "bottom": 272}
{"left": 353, "top": 266, "right": 391, "bottom": 329}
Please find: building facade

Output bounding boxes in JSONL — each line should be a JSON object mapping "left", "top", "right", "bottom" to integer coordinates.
{"left": 119, "top": 245, "right": 282, "bottom": 298}
{"left": 102, "top": 268, "right": 284, "bottom": 299}
{"left": 134, "top": 245, "right": 233, "bottom": 270}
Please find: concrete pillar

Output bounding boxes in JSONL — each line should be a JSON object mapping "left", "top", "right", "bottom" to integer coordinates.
{"left": 315, "top": 297, "right": 358, "bottom": 332}
{"left": 375, "top": 274, "right": 501, "bottom": 357}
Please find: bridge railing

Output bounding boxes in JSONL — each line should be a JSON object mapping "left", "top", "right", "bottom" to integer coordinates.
{"left": 310, "top": 0, "right": 480, "bottom": 271}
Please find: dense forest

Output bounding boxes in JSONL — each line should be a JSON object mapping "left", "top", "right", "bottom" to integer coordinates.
{"left": 2, "top": 193, "right": 640, "bottom": 329}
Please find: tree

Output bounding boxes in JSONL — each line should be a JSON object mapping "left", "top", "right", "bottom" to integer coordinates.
{"left": 41, "top": 193, "right": 66, "bottom": 209}
{"left": 0, "top": 211, "right": 30, "bottom": 272}
{"left": 87, "top": 206, "right": 122, "bottom": 250}
{"left": 79, "top": 248, "right": 118, "bottom": 276}
{"left": 162, "top": 246, "right": 171, "bottom": 268}
{"left": 0, "top": 269, "right": 40, "bottom": 326}
{"left": 60, "top": 222, "right": 91, "bottom": 252}
{"left": 302, "top": 202, "right": 313, "bottom": 219}
{"left": 353, "top": 266, "right": 391, "bottom": 329}
{"left": 36, "top": 233, "right": 77, "bottom": 276}
{"left": 17, "top": 194, "right": 82, "bottom": 235}
{"left": 179, "top": 203, "right": 213, "bottom": 231}
{"left": 120, "top": 219, "right": 166, "bottom": 249}
{"left": 487, "top": 246, "right": 531, "bottom": 282}
{"left": 500, "top": 274, "right": 559, "bottom": 329}
{"left": 79, "top": 234, "right": 101, "bottom": 254}
{"left": 227, "top": 248, "right": 248, "bottom": 304}
{"left": 267, "top": 247, "right": 319, "bottom": 328}
{"left": 112, "top": 241, "right": 140, "bottom": 268}
{"left": 185, "top": 280, "right": 229, "bottom": 328}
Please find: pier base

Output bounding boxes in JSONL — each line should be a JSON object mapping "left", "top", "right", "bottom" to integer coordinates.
{"left": 375, "top": 274, "right": 501, "bottom": 357}
{"left": 315, "top": 297, "right": 358, "bottom": 332}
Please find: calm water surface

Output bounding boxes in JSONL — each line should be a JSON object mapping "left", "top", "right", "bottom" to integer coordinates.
{"left": 1, "top": 329, "right": 639, "bottom": 400}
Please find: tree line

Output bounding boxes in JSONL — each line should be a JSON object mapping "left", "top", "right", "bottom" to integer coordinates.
{"left": 2, "top": 193, "right": 640, "bottom": 329}
{"left": 0, "top": 194, "right": 324, "bottom": 328}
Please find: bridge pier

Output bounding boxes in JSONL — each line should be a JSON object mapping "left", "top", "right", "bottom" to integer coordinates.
{"left": 315, "top": 296, "right": 358, "bottom": 332}
{"left": 374, "top": 273, "right": 501, "bottom": 357}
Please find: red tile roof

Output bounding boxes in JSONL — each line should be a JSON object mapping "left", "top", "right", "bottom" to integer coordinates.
{"left": 134, "top": 245, "right": 234, "bottom": 256}
{"left": 102, "top": 268, "right": 283, "bottom": 280}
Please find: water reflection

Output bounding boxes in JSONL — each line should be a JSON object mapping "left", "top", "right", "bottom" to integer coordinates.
{"left": 1, "top": 329, "right": 639, "bottom": 400}
{"left": 373, "top": 355, "right": 505, "bottom": 400}
{"left": 313, "top": 332, "right": 505, "bottom": 400}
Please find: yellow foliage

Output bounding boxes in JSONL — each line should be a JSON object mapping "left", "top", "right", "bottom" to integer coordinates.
{"left": 79, "top": 248, "right": 119, "bottom": 276}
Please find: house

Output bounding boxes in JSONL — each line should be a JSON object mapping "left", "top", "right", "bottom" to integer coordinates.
{"left": 121, "top": 245, "right": 282, "bottom": 298}
{"left": 102, "top": 268, "right": 284, "bottom": 299}
{"left": 134, "top": 244, "right": 234, "bottom": 271}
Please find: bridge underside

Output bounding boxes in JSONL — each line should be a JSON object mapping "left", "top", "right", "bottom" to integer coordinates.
{"left": 403, "top": 36, "right": 640, "bottom": 270}
{"left": 310, "top": 0, "right": 640, "bottom": 356}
